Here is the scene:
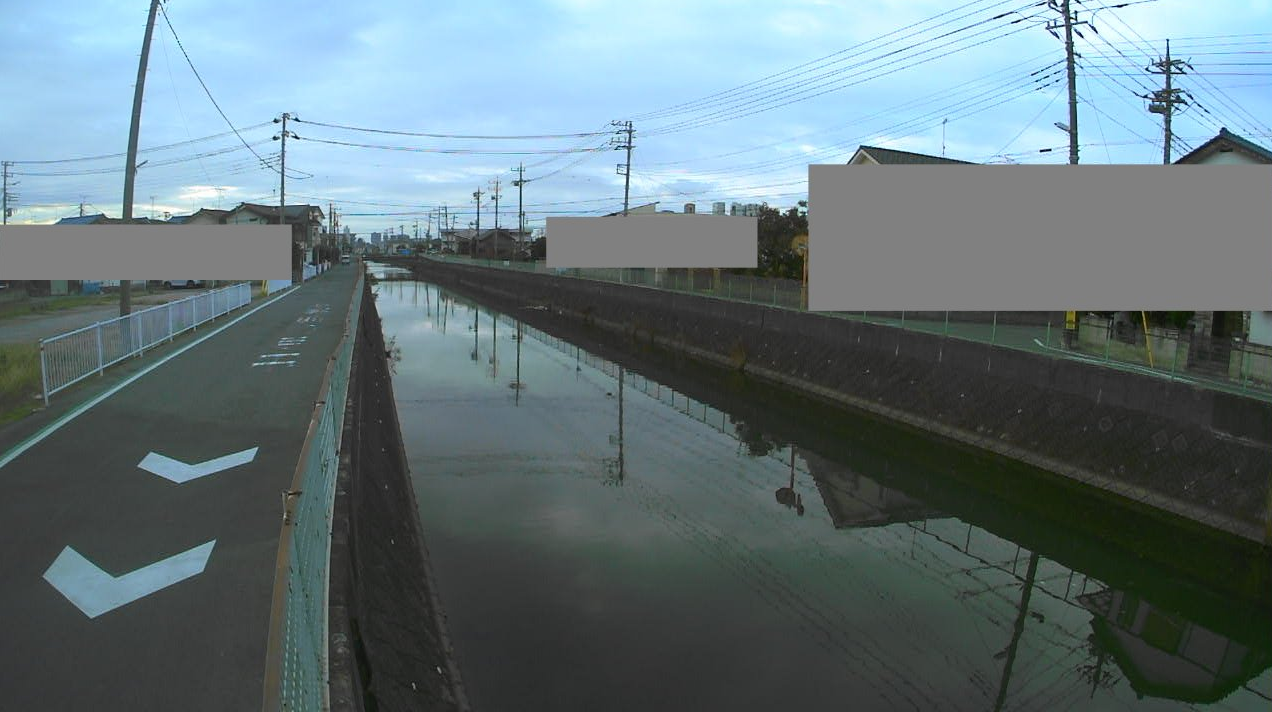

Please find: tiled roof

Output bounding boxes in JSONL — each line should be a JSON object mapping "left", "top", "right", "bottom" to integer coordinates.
{"left": 56, "top": 213, "right": 110, "bottom": 224}
{"left": 852, "top": 145, "right": 975, "bottom": 165}
{"left": 1174, "top": 127, "right": 1272, "bottom": 164}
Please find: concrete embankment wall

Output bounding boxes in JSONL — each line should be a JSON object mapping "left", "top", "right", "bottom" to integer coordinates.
{"left": 327, "top": 277, "right": 469, "bottom": 712}
{"left": 393, "top": 257, "right": 1272, "bottom": 546}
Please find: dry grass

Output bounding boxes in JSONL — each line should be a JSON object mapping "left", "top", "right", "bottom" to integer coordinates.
{"left": 0, "top": 343, "right": 41, "bottom": 424}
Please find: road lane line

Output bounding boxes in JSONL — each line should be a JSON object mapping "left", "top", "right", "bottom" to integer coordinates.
{"left": 0, "top": 286, "right": 300, "bottom": 472}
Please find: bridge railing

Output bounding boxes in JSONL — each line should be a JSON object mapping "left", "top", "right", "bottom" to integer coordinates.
{"left": 415, "top": 254, "right": 1271, "bottom": 401}
{"left": 38, "top": 282, "right": 255, "bottom": 405}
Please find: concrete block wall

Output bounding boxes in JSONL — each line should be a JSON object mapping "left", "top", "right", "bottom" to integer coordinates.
{"left": 398, "top": 258, "right": 1272, "bottom": 543}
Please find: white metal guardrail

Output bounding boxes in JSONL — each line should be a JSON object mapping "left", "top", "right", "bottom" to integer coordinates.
{"left": 38, "top": 282, "right": 254, "bottom": 405}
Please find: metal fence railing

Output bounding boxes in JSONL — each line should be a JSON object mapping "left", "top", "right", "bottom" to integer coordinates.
{"left": 413, "top": 254, "right": 1272, "bottom": 401}
{"left": 38, "top": 282, "right": 255, "bottom": 405}
{"left": 276, "top": 271, "right": 364, "bottom": 712}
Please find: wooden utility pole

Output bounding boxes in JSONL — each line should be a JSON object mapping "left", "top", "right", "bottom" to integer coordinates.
{"left": 512, "top": 162, "right": 526, "bottom": 258}
{"left": 472, "top": 188, "right": 483, "bottom": 258}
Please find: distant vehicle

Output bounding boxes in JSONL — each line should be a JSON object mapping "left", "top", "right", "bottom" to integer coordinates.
{"left": 341, "top": 253, "right": 351, "bottom": 264}
{"left": 163, "top": 280, "right": 204, "bottom": 289}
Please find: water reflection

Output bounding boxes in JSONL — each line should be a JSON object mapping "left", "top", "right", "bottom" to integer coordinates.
{"left": 368, "top": 268, "right": 1272, "bottom": 711}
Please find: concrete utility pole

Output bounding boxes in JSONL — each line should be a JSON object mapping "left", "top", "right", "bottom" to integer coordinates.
{"left": 1145, "top": 40, "right": 1191, "bottom": 164}
{"left": 1046, "top": 0, "right": 1088, "bottom": 165}
{"left": 512, "top": 162, "right": 526, "bottom": 258}
{"left": 611, "top": 120, "right": 635, "bottom": 214}
{"left": 2, "top": 161, "right": 14, "bottom": 225}
{"left": 489, "top": 178, "right": 502, "bottom": 258}
{"left": 273, "top": 113, "right": 299, "bottom": 277}
{"left": 472, "top": 188, "right": 483, "bottom": 258}
{"left": 120, "top": 0, "right": 163, "bottom": 316}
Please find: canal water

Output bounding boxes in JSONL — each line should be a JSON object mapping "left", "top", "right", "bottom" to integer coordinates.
{"left": 370, "top": 270, "right": 1272, "bottom": 712}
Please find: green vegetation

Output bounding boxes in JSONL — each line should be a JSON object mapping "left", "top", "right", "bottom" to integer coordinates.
{"left": 0, "top": 343, "right": 41, "bottom": 425}
{"left": 0, "top": 294, "right": 117, "bottom": 320}
{"left": 727, "top": 200, "right": 809, "bottom": 279}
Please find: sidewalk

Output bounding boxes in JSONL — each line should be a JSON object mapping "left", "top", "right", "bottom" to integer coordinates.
{"left": 0, "top": 265, "right": 359, "bottom": 711}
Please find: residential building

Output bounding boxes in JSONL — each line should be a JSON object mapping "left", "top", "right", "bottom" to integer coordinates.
{"left": 846, "top": 144, "right": 976, "bottom": 165}
{"left": 712, "top": 202, "right": 726, "bottom": 215}
{"left": 730, "top": 202, "right": 763, "bottom": 217}
{"left": 684, "top": 202, "right": 696, "bottom": 214}
{"left": 605, "top": 202, "right": 659, "bottom": 216}
{"left": 1174, "top": 128, "right": 1272, "bottom": 346}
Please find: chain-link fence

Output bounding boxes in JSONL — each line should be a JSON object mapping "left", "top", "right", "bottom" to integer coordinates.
{"left": 275, "top": 272, "right": 364, "bottom": 712}
{"left": 418, "top": 255, "right": 1271, "bottom": 401}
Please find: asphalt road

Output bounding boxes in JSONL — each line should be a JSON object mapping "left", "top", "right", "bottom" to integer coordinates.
{"left": 0, "top": 266, "right": 359, "bottom": 711}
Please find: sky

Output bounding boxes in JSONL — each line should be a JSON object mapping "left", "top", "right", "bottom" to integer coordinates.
{"left": 2, "top": 0, "right": 1271, "bottom": 237}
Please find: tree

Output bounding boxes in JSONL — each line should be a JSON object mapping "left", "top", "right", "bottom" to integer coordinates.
{"left": 751, "top": 201, "right": 808, "bottom": 279}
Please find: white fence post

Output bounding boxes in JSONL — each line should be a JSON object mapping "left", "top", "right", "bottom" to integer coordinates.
{"left": 96, "top": 323, "right": 104, "bottom": 375}
{"left": 40, "top": 341, "right": 50, "bottom": 407}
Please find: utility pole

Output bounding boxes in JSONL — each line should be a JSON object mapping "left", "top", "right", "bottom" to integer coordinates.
{"left": 511, "top": 162, "right": 526, "bottom": 259}
{"left": 1144, "top": 40, "right": 1191, "bottom": 164}
{"left": 2, "top": 161, "right": 14, "bottom": 225}
{"left": 120, "top": 0, "right": 163, "bottom": 316}
{"left": 472, "top": 188, "right": 483, "bottom": 258}
{"left": 1046, "top": 0, "right": 1087, "bottom": 165}
{"left": 489, "top": 178, "right": 502, "bottom": 259}
{"left": 611, "top": 120, "right": 635, "bottom": 214}
{"left": 273, "top": 113, "right": 299, "bottom": 278}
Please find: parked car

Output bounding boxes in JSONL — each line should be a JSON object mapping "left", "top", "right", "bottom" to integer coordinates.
{"left": 163, "top": 280, "right": 204, "bottom": 289}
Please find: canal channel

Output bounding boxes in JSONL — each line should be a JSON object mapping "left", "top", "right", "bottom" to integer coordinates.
{"left": 370, "top": 267, "right": 1272, "bottom": 712}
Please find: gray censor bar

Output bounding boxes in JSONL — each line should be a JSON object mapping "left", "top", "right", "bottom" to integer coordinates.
{"left": 807, "top": 164, "right": 1272, "bottom": 312}
{"left": 546, "top": 215, "right": 757, "bottom": 268}
{"left": 0, "top": 225, "right": 293, "bottom": 280}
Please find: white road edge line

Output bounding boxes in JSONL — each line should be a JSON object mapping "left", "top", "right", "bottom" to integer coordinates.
{"left": 0, "top": 286, "right": 301, "bottom": 472}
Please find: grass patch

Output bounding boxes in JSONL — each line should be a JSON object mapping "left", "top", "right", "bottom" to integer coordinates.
{"left": 0, "top": 294, "right": 119, "bottom": 321}
{"left": 0, "top": 343, "right": 41, "bottom": 424}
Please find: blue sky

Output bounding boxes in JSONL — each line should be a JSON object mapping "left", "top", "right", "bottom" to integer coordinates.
{"left": 2, "top": 0, "right": 1271, "bottom": 236}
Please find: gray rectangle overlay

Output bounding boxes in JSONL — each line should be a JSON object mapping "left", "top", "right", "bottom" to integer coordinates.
{"left": 808, "top": 165, "right": 1272, "bottom": 311}
{"left": 546, "top": 215, "right": 757, "bottom": 268}
{"left": 0, "top": 225, "right": 293, "bottom": 280}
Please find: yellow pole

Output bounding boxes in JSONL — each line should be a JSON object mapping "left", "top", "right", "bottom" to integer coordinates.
{"left": 1141, "top": 311, "right": 1155, "bottom": 368}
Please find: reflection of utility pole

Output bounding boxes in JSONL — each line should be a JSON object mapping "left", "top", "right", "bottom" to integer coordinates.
{"left": 514, "top": 319, "right": 523, "bottom": 405}
{"left": 992, "top": 552, "right": 1040, "bottom": 712}
{"left": 618, "top": 365, "right": 625, "bottom": 481}
{"left": 776, "top": 447, "right": 805, "bottom": 515}
{"left": 491, "top": 313, "right": 498, "bottom": 380}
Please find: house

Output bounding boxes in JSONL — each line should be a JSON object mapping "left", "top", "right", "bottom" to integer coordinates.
{"left": 168, "top": 208, "right": 229, "bottom": 225}
{"left": 605, "top": 202, "right": 659, "bottom": 216}
{"left": 56, "top": 213, "right": 111, "bottom": 225}
{"left": 846, "top": 144, "right": 976, "bottom": 165}
{"left": 473, "top": 227, "right": 531, "bottom": 259}
{"left": 1175, "top": 128, "right": 1272, "bottom": 347}
{"left": 1077, "top": 587, "right": 1271, "bottom": 705}
{"left": 223, "top": 203, "right": 325, "bottom": 250}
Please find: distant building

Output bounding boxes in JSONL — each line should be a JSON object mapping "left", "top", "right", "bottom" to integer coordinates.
{"left": 684, "top": 202, "right": 696, "bottom": 214}
{"left": 604, "top": 202, "right": 659, "bottom": 216}
{"left": 730, "top": 202, "right": 762, "bottom": 217}
{"left": 712, "top": 202, "right": 726, "bottom": 215}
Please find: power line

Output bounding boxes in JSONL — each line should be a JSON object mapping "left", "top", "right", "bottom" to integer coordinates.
{"left": 290, "top": 117, "right": 610, "bottom": 140}
{"left": 157, "top": 0, "right": 278, "bottom": 176}
{"left": 298, "top": 135, "right": 614, "bottom": 155}
{"left": 631, "top": 0, "right": 1018, "bottom": 122}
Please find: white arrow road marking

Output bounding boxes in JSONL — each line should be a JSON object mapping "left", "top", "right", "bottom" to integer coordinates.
{"left": 43, "top": 541, "right": 216, "bottom": 619}
{"left": 138, "top": 447, "right": 259, "bottom": 484}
